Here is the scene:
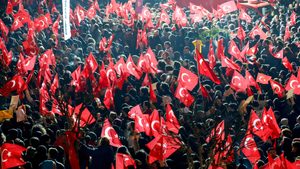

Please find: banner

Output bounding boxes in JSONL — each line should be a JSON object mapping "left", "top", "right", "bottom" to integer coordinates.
{"left": 62, "top": 0, "right": 71, "bottom": 40}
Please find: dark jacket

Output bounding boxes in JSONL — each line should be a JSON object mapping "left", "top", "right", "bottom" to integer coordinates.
{"left": 80, "top": 143, "right": 114, "bottom": 169}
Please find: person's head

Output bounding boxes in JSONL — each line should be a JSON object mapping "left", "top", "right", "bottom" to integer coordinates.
{"left": 99, "top": 137, "right": 110, "bottom": 146}
{"left": 48, "top": 147, "right": 58, "bottom": 160}
{"left": 267, "top": 147, "right": 277, "bottom": 159}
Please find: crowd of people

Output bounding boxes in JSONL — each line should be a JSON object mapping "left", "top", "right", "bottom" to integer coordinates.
{"left": 0, "top": 0, "right": 300, "bottom": 168}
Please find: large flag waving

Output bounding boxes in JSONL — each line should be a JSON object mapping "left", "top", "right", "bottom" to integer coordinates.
{"left": 0, "top": 143, "right": 27, "bottom": 169}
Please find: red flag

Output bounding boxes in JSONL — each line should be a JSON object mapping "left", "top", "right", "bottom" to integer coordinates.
{"left": 175, "top": 83, "right": 195, "bottom": 107}
{"left": 245, "top": 70, "right": 261, "bottom": 92}
{"left": 195, "top": 50, "right": 221, "bottom": 84}
{"left": 103, "top": 87, "right": 114, "bottom": 110}
{"left": 230, "top": 70, "right": 247, "bottom": 92}
{"left": 221, "top": 56, "right": 241, "bottom": 71}
{"left": 101, "top": 119, "right": 122, "bottom": 147}
{"left": 178, "top": 66, "right": 198, "bottom": 91}
{"left": 0, "top": 19, "right": 9, "bottom": 36}
{"left": 94, "top": 0, "right": 100, "bottom": 11}
{"left": 134, "top": 113, "right": 151, "bottom": 134}
{"left": 217, "top": 38, "right": 225, "bottom": 59}
{"left": 23, "top": 55, "right": 37, "bottom": 71}
{"left": 149, "top": 84, "right": 157, "bottom": 103}
{"left": 87, "top": 3, "right": 97, "bottom": 19}
{"left": 165, "top": 104, "right": 180, "bottom": 134}
{"left": 116, "top": 153, "right": 136, "bottom": 169}
{"left": 172, "top": 6, "right": 187, "bottom": 27}
{"left": 228, "top": 40, "right": 243, "bottom": 61}
{"left": 272, "top": 49, "right": 284, "bottom": 59}
{"left": 145, "top": 48, "right": 158, "bottom": 74}
{"left": 199, "top": 84, "right": 209, "bottom": 98}
{"left": 78, "top": 108, "right": 96, "bottom": 127}
{"left": 34, "top": 13, "right": 52, "bottom": 32}
{"left": 256, "top": 73, "right": 271, "bottom": 84}
{"left": 0, "top": 75, "right": 27, "bottom": 97}
{"left": 50, "top": 74, "right": 59, "bottom": 96}
{"left": 11, "top": 17, "right": 24, "bottom": 31}
{"left": 241, "top": 133, "right": 260, "bottom": 165}
{"left": 146, "top": 135, "right": 181, "bottom": 164}
{"left": 206, "top": 120, "right": 225, "bottom": 143}
{"left": 2, "top": 50, "right": 12, "bottom": 67}
{"left": 248, "top": 110, "right": 269, "bottom": 141}
{"left": 114, "top": 57, "right": 128, "bottom": 76}
{"left": 285, "top": 74, "right": 299, "bottom": 91}
{"left": 284, "top": 24, "right": 291, "bottom": 41}
{"left": 97, "top": 62, "right": 110, "bottom": 91}
{"left": 290, "top": 11, "right": 297, "bottom": 26}
{"left": 250, "top": 26, "right": 267, "bottom": 40}
{"left": 128, "top": 105, "right": 143, "bottom": 119}
{"left": 282, "top": 57, "right": 293, "bottom": 72}
{"left": 52, "top": 15, "right": 60, "bottom": 36}
{"left": 208, "top": 39, "right": 216, "bottom": 69}
{"left": 218, "top": 0, "right": 237, "bottom": 14}
{"left": 159, "top": 9, "right": 170, "bottom": 26}
{"left": 150, "top": 109, "right": 163, "bottom": 137}
{"left": 6, "top": 1, "right": 13, "bottom": 14}
{"left": 0, "top": 143, "right": 26, "bottom": 169}
{"left": 239, "top": 10, "right": 252, "bottom": 23}
{"left": 81, "top": 53, "right": 98, "bottom": 78}
{"left": 246, "top": 43, "right": 258, "bottom": 56}
{"left": 269, "top": 79, "right": 285, "bottom": 98}
{"left": 74, "top": 5, "right": 86, "bottom": 25}
{"left": 142, "top": 74, "right": 151, "bottom": 86}
{"left": 262, "top": 108, "right": 281, "bottom": 139}
{"left": 126, "top": 55, "right": 141, "bottom": 80}
{"left": 54, "top": 131, "right": 80, "bottom": 169}
{"left": 237, "top": 25, "right": 246, "bottom": 41}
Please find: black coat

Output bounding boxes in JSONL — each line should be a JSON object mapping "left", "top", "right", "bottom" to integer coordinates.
{"left": 80, "top": 143, "right": 114, "bottom": 169}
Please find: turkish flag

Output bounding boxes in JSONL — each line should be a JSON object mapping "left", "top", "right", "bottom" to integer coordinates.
{"left": 128, "top": 104, "right": 143, "bottom": 119}
{"left": 74, "top": 5, "right": 86, "bottom": 25}
{"left": 208, "top": 39, "right": 216, "bottom": 69}
{"left": 246, "top": 43, "right": 258, "bottom": 56}
{"left": 2, "top": 50, "right": 12, "bottom": 67}
{"left": 178, "top": 66, "right": 198, "bottom": 91}
{"left": 149, "top": 109, "right": 163, "bottom": 137}
{"left": 281, "top": 57, "right": 293, "bottom": 72}
{"left": 285, "top": 74, "right": 299, "bottom": 92}
{"left": 284, "top": 24, "right": 291, "bottom": 42}
{"left": 217, "top": 38, "right": 225, "bottom": 59}
{"left": 248, "top": 110, "right": 269, "bottom": 141}
{"left": 39, "top": 49, "right": 56, "bottom": 68}
{"left": 175, "top": 83, "right": 195, "bottom": 107}
{"left": 126, "top": 55, "right": 141, "bottom": 80}
{"left": 52, "top": 15, "right": 60, "bottom": 36}
{"left": 218, "top": 0, "right": 237, "bottom": 14}
{"left": 195, "top": 49, "right": 221, "bottom": 84}
{"left": 290, "top": 11, "right": 297, "bottom": 26}
{"left": 134, "top": 113, "right": 150, "bottom": 134}
{"left": 103, "top": 87, "right": 114, "bottom": 110}
{"left": 230, "top": 70, "right": 247, "bottom": 92}
{"left": 237, "top": 25, "right": 246, "bottom": 41}
{"left": 0, "top": 143, "right": 26, "bottom": 169}
{"left": 116, "top": 153, "right": 136, "bottom": 169}
{"left": 165, "top": 104, "right": 180, "bottom": 134}
{"left": 136, "top": 54, "right": 149, "bottom": 73}
{"left": 146, "top": 135, "right": 181, "bottom": 164}
{"left": 70, "top": 66, "right": 82, "bottom": 90}
{"left": 261, "top": 108, "right": 281, "bottom": 139}
{"left": 145, "top": 48, "right": 158, "bottom": 74}
{"left": 0, "top": 75, "right": 27, "bottom": 97}
{"left": 0, "top": 19, "right": 9, "bottom": 36}
{"left": 81, "top": 53, "right": 98, "bottom": 78}
{"left": 273, "top": 49, "right": 284, "bottom": 59}
{"left": 50, "top": 74, "right": 59, "bottom": 96}
{"left": 206, "top": 120, "right": 225, "bottom": 143}
{"left": 269, "top": 79, "right": 285, "bottom": 98}
{"left": 239, "top": 10, "right": 252, "bottom": 23}
{"left": 221, "top": 56, "right": 241, "bottom": 71}
{"left": 159, "top": 9, "right": 170, "bottom": 26}
{"left": 34, "top": 13, "right": 52, "bottom": 32}
{"left": 199, "top": 84, "right": 209, "bottom": 98}
{"left": 142, "top": 74, "right": 151, "bottom": 86}
{"left": 114, "top": 57, "right": 128, "bottom": 76}
{"left": 87, "top": 3, "right": 96, "bottom": 19}
{"left": 101, "top": 119, "right": 122, "bottom": 147}
{"left": 149, "top": 84, "right": 157, "bottom": 103}
{"left": 249, "top": 26, "right": 267, "bottom": 40}
{"left": 228, "top": 40, "right": 243, "bottom": 61}
{"left": 245, "top": 70, "right": 261, "bottom": 92}
{"left": 54, "top": 131, "right": 80, "bottom": 169}
{"left": 241, "top": 132, "right": 261, "bottom": 165}
{"left": 256, "top": 73, "right": 271, "bottom": 84}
